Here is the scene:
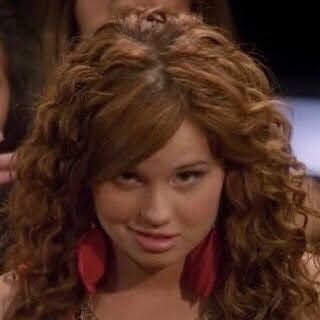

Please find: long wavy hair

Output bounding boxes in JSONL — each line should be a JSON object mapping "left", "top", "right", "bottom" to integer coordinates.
{"left": 3, "top": 9, "right": 319, "bottom": 320}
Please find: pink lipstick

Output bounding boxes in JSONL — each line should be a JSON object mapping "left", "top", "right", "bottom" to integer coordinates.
{"left": 132, "top": 230, "right": 178, "bottom": 253}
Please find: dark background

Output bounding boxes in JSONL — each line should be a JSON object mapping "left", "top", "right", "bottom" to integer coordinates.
{"left": 227, "top": 1, "right": 319, "bottom": 176}
{"left": 229, "top": 1, "right": 319, "bottom": 97}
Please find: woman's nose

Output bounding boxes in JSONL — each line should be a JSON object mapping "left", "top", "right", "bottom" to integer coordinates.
{"left": 138, "top": 186, "right": 173, "bottom": 227}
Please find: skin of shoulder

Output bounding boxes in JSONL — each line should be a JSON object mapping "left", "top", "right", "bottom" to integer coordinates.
{"left": 0, "top": 273, "right": 17, "bottom": 320}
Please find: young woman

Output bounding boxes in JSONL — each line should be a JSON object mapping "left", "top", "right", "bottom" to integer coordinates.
{"left": 0, "top": 0, "right": 234, "bottom": 271}
{"left": 0, "top": 8, "right": 319, "bottom": 320}
{"left": 0, "top": 0, "right": 234, "bottom": 184}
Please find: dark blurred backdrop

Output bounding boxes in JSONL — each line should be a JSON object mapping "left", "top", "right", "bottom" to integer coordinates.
{"left": 228, "top": 1, "right": 319, "bottom": 176}
{"left": 229, "top": 1, "right": 319, "bottom": 97}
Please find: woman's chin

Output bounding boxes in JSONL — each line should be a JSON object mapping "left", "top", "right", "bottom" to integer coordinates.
{"left": 124, "top": 250, "right": 187, "bottom": 274}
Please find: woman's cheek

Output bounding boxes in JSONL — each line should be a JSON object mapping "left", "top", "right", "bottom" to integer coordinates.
{"left": 93, "top": 183, "right": 141, "bottom": 224}
{"left": 179, "top": 181, "right": 223, "bottom": 227}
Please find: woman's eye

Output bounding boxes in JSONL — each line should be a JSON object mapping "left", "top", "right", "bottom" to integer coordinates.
{"left": 116, "top": 172, "right": 140, "bottom": 184}
{"left": 175, "top": 171, "right": 205, "bottom": 185}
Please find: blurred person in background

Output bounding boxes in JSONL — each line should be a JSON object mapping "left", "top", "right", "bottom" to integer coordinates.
{"left": 0, "top": 0, "right": 47, "bottom": 271}
{"left": 0, "top": 0, "right": 45, "bottom": 169}
{"left": 29, "top": 0, "right": 236, "bottom": 110}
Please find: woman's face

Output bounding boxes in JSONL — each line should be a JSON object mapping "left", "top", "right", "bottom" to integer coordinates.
{"left": 92, "top": 119, "right": 224, "bottom": 271}
{"left": 75, "top": 0, "right": 191, "bottom": 34}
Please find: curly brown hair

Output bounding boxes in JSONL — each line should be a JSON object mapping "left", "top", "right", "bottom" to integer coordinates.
{"left": 3, "top": 9, "right": 320, "bottom": 320}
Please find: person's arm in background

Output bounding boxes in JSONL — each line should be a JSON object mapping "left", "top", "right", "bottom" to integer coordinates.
{"left": 0, "top": 42, "right": 14, "bottom": 185}
{"left": 0, "top": 42, "right": 9, "bottom": 139}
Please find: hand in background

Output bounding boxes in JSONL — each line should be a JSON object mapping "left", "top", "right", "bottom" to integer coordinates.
{"left": 0, "top": 152, "right": 15, "bottom": 185}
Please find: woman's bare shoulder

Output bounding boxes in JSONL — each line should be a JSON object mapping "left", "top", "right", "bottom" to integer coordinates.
{"left": 0, "top": 273, "right": 17, "bottom": 319}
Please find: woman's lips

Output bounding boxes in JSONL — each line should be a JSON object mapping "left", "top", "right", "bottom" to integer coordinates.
{"left": 131, "top": 230, "right": 178, "bottom": 253}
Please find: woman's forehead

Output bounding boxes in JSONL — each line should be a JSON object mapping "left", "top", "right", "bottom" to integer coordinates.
{"left": 133, "top": 119, "right": 214, "bottom": 172}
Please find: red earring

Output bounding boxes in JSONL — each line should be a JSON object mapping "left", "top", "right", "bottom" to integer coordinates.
{"left": 183, "top": 228, "right": 221, "bottom": 298}
{"left": 76, "top": 226, "right": 108, "bottom": 294}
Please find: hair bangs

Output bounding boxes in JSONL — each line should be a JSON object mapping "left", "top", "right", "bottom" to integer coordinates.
{"left": 89, "top": 79, "right": 187, "bottom": 182}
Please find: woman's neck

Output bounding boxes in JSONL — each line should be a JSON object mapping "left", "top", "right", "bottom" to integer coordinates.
{"left": 94, "top": 250, "right": 206, "bottom": 320}
{"left": 105, "top": 248, "right": 187, "bottom": 297}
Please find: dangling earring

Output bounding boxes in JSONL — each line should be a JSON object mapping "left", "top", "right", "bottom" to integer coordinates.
{"left": 76, "top": 225, "right": 108, "bottom": 294}
{"left": 183, "top": 228, "right": 221, "bottom": 298}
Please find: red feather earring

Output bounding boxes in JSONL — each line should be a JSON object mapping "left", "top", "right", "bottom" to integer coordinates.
{"left": 183, "top": 228, "right": 221, "bottom": 298}
{"left": 76, "top": 226, "right": 108, "bottom": 293}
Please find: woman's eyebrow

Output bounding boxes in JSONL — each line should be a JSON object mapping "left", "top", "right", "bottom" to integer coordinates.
{"left": 174, "top": 160, "right": 211, "bottom": 170}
